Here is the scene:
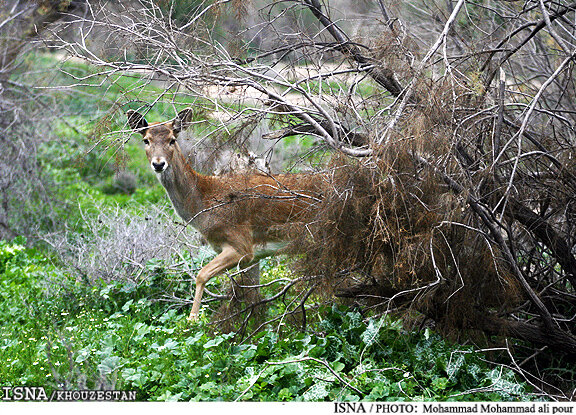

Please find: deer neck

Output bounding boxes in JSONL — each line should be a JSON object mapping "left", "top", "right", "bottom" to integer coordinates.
{"left": 158, "top": 148, "right": 206, "bottom": 225}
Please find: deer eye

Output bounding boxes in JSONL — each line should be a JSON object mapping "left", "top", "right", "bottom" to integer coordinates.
{"left": 143, "top": 139, "right": 150, "bottom": 145}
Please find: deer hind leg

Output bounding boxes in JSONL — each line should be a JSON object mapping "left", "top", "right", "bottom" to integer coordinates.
{"left": 188, "top": 244, "right": 249, "bottom": 322}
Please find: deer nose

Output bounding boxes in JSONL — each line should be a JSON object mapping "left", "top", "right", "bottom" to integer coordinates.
{"left": 152, "top": 161, "right": 166, "bottom": 172}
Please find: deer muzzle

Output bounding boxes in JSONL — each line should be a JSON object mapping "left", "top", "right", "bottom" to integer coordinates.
{"left": 151, "top": 157, "right": 167, "bottom": 172}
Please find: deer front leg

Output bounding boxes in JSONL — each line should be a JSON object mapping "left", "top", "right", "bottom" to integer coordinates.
{"left": 188, "top": 244, "right": 250, "bottom": 322}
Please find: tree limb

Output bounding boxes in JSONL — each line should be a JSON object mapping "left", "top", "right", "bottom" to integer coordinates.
{"left": 303, "top": 0, "right": 405, "bottom": 98}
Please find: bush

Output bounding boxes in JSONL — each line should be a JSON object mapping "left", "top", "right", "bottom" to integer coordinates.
{"left": 47, "top": 198, "right": 198, "bottom": 285}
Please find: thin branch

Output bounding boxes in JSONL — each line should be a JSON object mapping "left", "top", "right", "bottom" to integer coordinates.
{"left": 267, "top": 356, "right": 364, "bottom": 397}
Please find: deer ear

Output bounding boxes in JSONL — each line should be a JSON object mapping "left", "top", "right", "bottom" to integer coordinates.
{"left": 127, "top": 110, "right": 148, "bottom": 134}
{"left": 173, "top": 108, "right": 193, "bottom": 134}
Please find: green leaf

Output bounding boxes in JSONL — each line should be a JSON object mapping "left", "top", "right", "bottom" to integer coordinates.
{"left": 242, "top": 346, "right": 257, "bottom": 361}
{"left": 157, "top": 391, "right": 183, "bottom": 402}
{"left": 367, "top": 383, "right": 390, "bottom": 400}
{"left": 122, "top": 368, "right": 148, "bottom": 387}
{"left": 185, "top": 331, "right": 204, "bottom": 346}
{"left": 361, "top": 319, "right": 379, "bottom": 347}
{"left": 161, "top": 338, "right": 179, "bottom": 351}
{"left": 203, "top": 336, "right": 225, "bottom": 349}
{"left": 159, "top": 309, "right": 177, "bottom": 323}
{"left": 302, "top": 381, "right": 330, "bottom": 401}
{"left": 133, "top": 322, "right": 151, "bottom": 340}
{"left": 98, "top": 355, "right": 123, "bottom": 375}
{"left": 74, "top": 347, "right": 91, "bottom": 363}
{"left": 446, "top": 354, "right": 465, "bottom": 379}
{"left": 432, "top": 377, "right": 449, "bottom": 390}
{"left": 308, "top": 344, "right": 325, "bottom": 358}
{"left": 278, "top": 387, "right": 293, "bottom": 401}
{"left": 332, "top": 361, "right": 345, "bottom": 372}
{"left": 122, "top": 300, "right": 133, "bottom": 312}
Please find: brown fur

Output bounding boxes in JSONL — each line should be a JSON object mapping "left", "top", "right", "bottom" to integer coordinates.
{"left": 127, "top": 108, "right": 322, "bottom": 321}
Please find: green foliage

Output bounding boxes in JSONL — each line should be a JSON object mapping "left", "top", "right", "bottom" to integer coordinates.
{"left": 0, "top": 240, "right": 537, "bottom": 401}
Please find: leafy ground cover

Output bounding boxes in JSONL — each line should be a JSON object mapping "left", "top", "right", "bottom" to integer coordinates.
{"left": 0, "top": 239, "right": 538, "bottom": 401}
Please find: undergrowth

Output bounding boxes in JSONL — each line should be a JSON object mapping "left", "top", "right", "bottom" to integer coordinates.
{"left": 0, "top": 239, "right": 538, "bottom": 401}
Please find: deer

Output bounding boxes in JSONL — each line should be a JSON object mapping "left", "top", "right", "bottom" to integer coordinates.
{"left": 127, "top": 108, "right": 322, "bottom": 322}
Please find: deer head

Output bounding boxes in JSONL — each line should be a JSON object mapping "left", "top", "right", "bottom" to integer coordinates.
{"left": 127, "top": 108, "right": 194, "bottom": 173}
